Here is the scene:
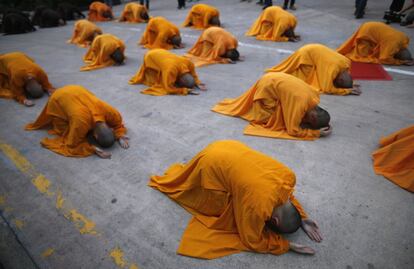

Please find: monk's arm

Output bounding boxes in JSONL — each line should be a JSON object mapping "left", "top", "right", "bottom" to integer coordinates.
{"left": 36, "top": 69, "right": 54, "bottom": 93}
{"left": 105, "top": 110, "right": 127, "bottom": 139}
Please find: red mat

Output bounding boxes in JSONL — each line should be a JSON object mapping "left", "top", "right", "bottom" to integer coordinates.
{"left": 350, "top": 61, "right": 393, "bottom": 80}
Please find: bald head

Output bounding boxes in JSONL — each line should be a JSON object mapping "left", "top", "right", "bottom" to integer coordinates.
{"left": 334, "top": 71, "right": 353, "bottom": 88}
{"left": 394, "top": 48, "right": 413, "bottom": 61}
{"left": 304, "top": 106, "right": 330, "bottom": 130}
{"left": 268, "top": 201, "right": 301, "bottom": 234}
{"left": 224, "top": 49, "right": 240, "bottom": 61}
{"left": 170, "top": 35, "right": 182, "bottom": 47}
{"left": 93, "top": 122, "right": 115, "bottom": 148}
{"left": 25, "top": 78, "right": 44, "bottom": 98}
{"left": 111, "top": 48, "right": 125, "bottom": 65}
{"left": 177, "top": 73, "right": 196, "bottom": 89}
{"left": 102, "top": 10, "right": 113, "bottom": 19}
{"left": 140, "top": 10, "right": 149, "bottom": 21}
{"left": 209, "top": 16, "right": 220, "bottom": 27}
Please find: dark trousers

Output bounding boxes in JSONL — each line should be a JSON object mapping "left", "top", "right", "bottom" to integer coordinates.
{"left": 389, "top": 0, "right": 405, "bottom": 12}
{"left": 264, "top": 0, "right": 272, "bottom": 6}
{"left": 178, "top": 0, "right": 185, "bottom": 8}
{"left": 283, "top": 0, "right": 295, "bottom": 8}
{"left": 140, "top": 0, "right": 149, "bottom": 9}
{"left": 355, "top": 0, "right": 368, "bottom": 17}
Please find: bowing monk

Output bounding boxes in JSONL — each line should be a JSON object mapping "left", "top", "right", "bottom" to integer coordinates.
{"left": 185, "top": 27, "right": 241, "bottom": 67}
{"left": 2, "top": 10, "right": 36, "bottom": 35}
{"left": 57, "top": 2, "right": 85, "bottom": 21}
{"left": 267, "top": 44, "right": 361, "bottom": 96}
{"left": 80, "top": 34, "right": 125, "bottom": 71}
{"left": 26, "top": 85, "right": 129, "bottom": 159}
{"left": 372, "top": 125, "right": 414, "bottom": 192}
{"left": 88, "top": 1, "right": 113, "bottom": 22}
{"left": 149, "top": 140, "right": 323, "bottom": 259}
{"left": 32, "top": 6, "right": 66, "bottom": 28}
{"left": 0, "top": 52, "right": 54, "bottom": 106}
{"left": 212, "top": 72, "right": 331, "bottom": 140}
{"left": 119, "top": 2, "right": 149, "bottom": 23}
{"left": 246, "top": 6, "right": 299, "bottom": 42}
{"left": 139, "top": 17, "right": 183, "bottom": 50}
{"left": 67, "top": 19, "right": 102, "bottom": 48}
{"left": 129, "top": 49, "right": 206, "bottom": 96}
{"left": 337, "top": 22, "right": 413, "bottom": 65}
{"left": 182, "top": 4, "right": 221, "bottom": 29}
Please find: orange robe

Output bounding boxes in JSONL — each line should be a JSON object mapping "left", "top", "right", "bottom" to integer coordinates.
{"left": 80, "top": 34, "right": 125, "bottom": 71}
{"left": 246, "top": 6, "right": 297, "bottom": 42}
{"left": 267, "top": 44, "right": 352, "bottom": 95}
{"left": 0, "top": 52, "right": 52, "bottom": 104}
{"left": 182, "top": 4, "right": 220, "bottom": 30}
{"left": 88, "top": 1, "right": 113, "bottom": 22}
{"left": 119, "top": 3, "right": 148, "bottom": 23}
{"left": 185, "top": 27, "right": 238, "bottom": 67}
{"left": 129, "top": 49, "right": 200, "bottom": 96}
{"left": 25, "top": 85, "right": 126, "bottom": 157}
{"left": 139, "top": 17, "right": 180, "bottom": 50}
{"left": 212, "top": 72, "right": 320, "bottom": 140}
{"left": 337, "top": 22, "right": 410, "bottom": 65}
{"left": 372, "top": 125, "right": 414, "bottom": 192}
{"left": 67, "top": 19, "right": 102, "bottom": 48}
{"left": 149, "top": 140, "right": 308, "bottom": 259}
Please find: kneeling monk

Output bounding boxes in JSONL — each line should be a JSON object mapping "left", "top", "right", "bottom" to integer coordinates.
{"left": 139, "top": 17, "right": 183, "bottom": 50}
{"left": 25, "top": 85, "right": 129, "bottom": 158}
{"left": 185, "top": 27, "right": 241, "bottom": 67}
{"left": 267, "top": 44, "right": 361, "bottom": 96}
{"left": 246, "top": 6, "right": 299, "bottom": 42}
{"left": 129, "top": 49, "right": 206, "bottom": 96}
{"left": 337, "top": 22, "right": 413, "bottom": 65}
{"left": 119, "top": 2, "right": 149, "bottom": 23}
{"left": 80, "top": 34, "right": 125, "bottom": 71}
{"left": 149, "top": 140, "right": 323, "bottom": 259}
{"left": 0, "top": 52, "right": 54, "bottom": 106}
{"left": 67, "top": 19, "right": 102, "bottom": 48}
{"left": 372, "top": 125, "right": 414, "bottom": 192}
{"left": 212, "top": 72, "right": 331, "bottom": 140}
{"left": 88, "top": 1, "right": 113, "bottom": 22}
{"left": 182, "top": 4, "right": 220, "bottom": 29}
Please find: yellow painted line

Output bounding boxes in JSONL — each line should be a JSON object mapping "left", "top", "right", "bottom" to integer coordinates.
{"left": 14, "top": 219, "right": 25, "bottom": 230}
{"left": 41, "top": 248, "right": 55, "bottom": 258}
{"left": 65, "top": 209, "right": 98, "bottom": 235}
{"left": 56, "top": 190, "right": 65, "bottom": 209}
{"left": 110, "top": 247, "right": 128, "bottom": 268}
{"left": 32, "top": 175, "right": 54, "bottom": 196}
{"left": 0, "top": 195, "right": 5, "bottom": 206}
{"left": 0, "top": 143, "right": 35, "bottom": 176}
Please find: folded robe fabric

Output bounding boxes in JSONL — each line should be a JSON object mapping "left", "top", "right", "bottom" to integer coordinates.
{"left": 25, "top": 85, "right": 126, "bottom": 157}
{"left": 139, "top": 17, "right": 180, "bottom": 50}
{"left": 0, "top": 52, "right": 52, "bottom": 103}
{"left": 246, "top": 6, "right": 297, "bottom": 42}
{"left": 212, "top": 72, "right": 320, "bottom": 140}
{"left": 337, "top": 22, "right": 410, "bottom": 65}
{"left": 267, "top": 44, "right": 352, "bottom": 95}
{"left": 149, "top": 140, "right": 308, "bottom": 259}
{"left": 185, "top": 27, "right": 238, "bottom": 67}
{"left": 80, "top": 34, "right": 125, "bottom": 71}
{"left": 129, "top": 49, "right": 200, "bottom": 96}
{"left": 119, "top": 3, "right": 148, "bottom": 23}
{"left": 372, "top": 125, "right": 414, "bottom": 192}
{"left": 67, "top": 19, "right": 102, "bottom": 48}
{"left": 88, "top": 1, "right": 112, "bottom": 22}
{"left": 182, "top": 4, "right": 220, "bottom": 30}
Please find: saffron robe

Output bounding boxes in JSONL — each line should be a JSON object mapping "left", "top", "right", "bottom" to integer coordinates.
{"left": 25, "top": 85, "right": 126, "bottom": 157}
{"left": 267, "top": 44, "right": 352, "bottom": 95}
{"left": 80, "top": 34, "right": 125, "bottom": 71}
{"left": 88, "top": 1, "right": 112, "bottom": 22}
{"left": 67, "top": 19, "right": 102, "bottom": 48}
{"left": 182, "top": 4, "right": 220, "bottom": 30}
{"left": 0, "top": 52, "right": 52, "bottom": 103}
{"left": 337, "top": 22, "right": 410, "bottom": 65}
{"left": 129, "top": 49, "right": 200, "bottom": 96}
{"left": 149, "top": 140, "right": 308, "bottom": 259}
{"left": 119, "top": 3, "right": 148, "bottom": 23}
{"left": 139, "top": 17, "right": 180, "bottom": 50}
{"left": 246, "top": 6, "right": 297, "bottom": 42}
{"left": 212, "top": 72, "right": 320, "bottom": 140}
{"left": 372, "top": 125, "right": 414, "bottom": 192}
{"left": 185, "top": 27, "right": 238, "bottom": 67}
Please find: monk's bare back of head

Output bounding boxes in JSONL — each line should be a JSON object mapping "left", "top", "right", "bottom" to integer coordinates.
{"left": 334, "top": 70, "right": 353, "bottom": 89}
{"left": 224, "top": 49, "right": 240, "bottom": 61}
{"left": 24, "top": 77, "right": 44, "bottom": 98}
{"left": 93, "top": 122, "right": 115, "bottom": 148}
{"left": 267, "top": 201, "right": 301, "bottom": 234}
{"left": 111, "top": 48, "right": 125, "bottom": 65}
{"left": 209, "top": 16, "right": 221, "bottom": 27}
{"left": 394, "top": 48, "right": 413, "bottom": 61}
{"left": 102, "top": 10, "right": 113, "bottom": 20}
{"left": 170, "top": 35, "right": 182, "bottom": 48}
{"left": 176, "top": 73, "right": 196, "bottom": 89}
{"left": 302, "top": 106, "right": 330, "bottom": 130}
{"left": 141, "top": 10, "right": 149, "bottom": 21}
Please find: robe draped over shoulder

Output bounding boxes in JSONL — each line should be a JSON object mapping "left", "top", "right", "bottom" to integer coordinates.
{"left": 88, "top": 1, "right": 112, "bottom": 22}
{"left": 67, "top": 19, "right": 102, "bottom": 48}
{"left": 139, "top": 17, "right": 180, "bottom": 50}
{"left": 182, "top": 4, "right": 220, "bottom": 30}
{"left": 119, "top": 3, "right": 148, "bottom": 23}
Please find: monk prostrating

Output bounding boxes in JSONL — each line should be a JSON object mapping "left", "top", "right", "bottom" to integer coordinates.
{"left": 372, "top": 125, "right": 414, "bottom": 192}
{"left": 67, "top": 19, "right": 102, "bottom": 48}
{"left": 26, "top": 85, "right": 129, "bottom": 158}
{"left": 185, "top": 27, "right": 241, "bottom": 67}
{"left": 129, "top": 49, "right": 206, "bottom": 96}
{"left": 0, "top": 52, "right": 54, "bottom": 107}
{"left": 182, "top": 4, "right": 220, "bottom": 30}
{"left": 149, "top": 140, "right": 323, "bottom": 259}
{"left": 212, "top": 72, "right": 331, "bottom": 140}
{"left": 246, "top": 6, "right": 299, "bottom": 42}
{"left": 88, "top": 1, "right": 113, "bottom": 22}
{"left": 337, "top": 22, "right": 413, "bottom": 65}
{"left": 139, "top": 17, "right": 183, "bottom": 50}
{"left": 80, "top": 34, "right": 125, "bottom": 71}
{"left": 266, "top": 44, "right": 361, "bottom": 96}
{"left": 119, "top": 2, "right": 149, "bottom": 23}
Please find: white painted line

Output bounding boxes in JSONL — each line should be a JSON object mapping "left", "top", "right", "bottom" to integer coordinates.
{"left": 238, "top": 41, "right": 294, "bottom": 54}
{"left": 384, "top": 67, "right": 414, "bottom": 76}
{"left": 113, "top": 26, "right": 142, "bottom": 32}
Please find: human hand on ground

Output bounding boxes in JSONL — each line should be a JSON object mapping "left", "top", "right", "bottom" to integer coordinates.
{"left": 23, "top": 99, "right": 35, "bottom": 107}
{"left": 320, "top": 125, "right": 332, "bottom": 137}
{"left": 289, "top": 242, "right": 315, "bottom": 255}
{"left": 118, "top": 136, "right": 130, "bottom": 149}
{"left": 95, "top": 147, "right": 112, "bottom": 159}
{"left": 301, "top": 219, "right": 323, "bottom": 243}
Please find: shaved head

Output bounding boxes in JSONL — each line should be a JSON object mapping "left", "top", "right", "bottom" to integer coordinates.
{"left": 225, "top": 49, "right": 240, "bottom": 61}
{"left": 394, "top": 48, "right": 413, "bottom": 61}
{"left": 141, "top": 10, "right": 149, "bottom": 21}
{"left": 25, "top": 78, "right": 44, "bottom": 98}
{"left": 177, "top": 73, "right": 195, "bottom": 89}
{"left": 304, "top": 106, "right": 330, "bottom": 130}
{"left": 170, "top": 35, "right": 182, "bottom": 47}
{"left": 111, "top": 48, "right": 125, "bottom": 65}
{"left": 334, "top": 71, "right": 353, "bottom": 88}
{"left": 209, "top": 16, "right": 220, "bottom": 27}
{"left": 268, "top": 201, "right": 301, "bottom": 234}
{"left": 94, "top": 122, "right": 115, "bottom": 148}
{"left": 283, "top": 28, "right": 295, "bottom": 38}
{"left": 102, "top": 10, "right": 113, "bottom": 19}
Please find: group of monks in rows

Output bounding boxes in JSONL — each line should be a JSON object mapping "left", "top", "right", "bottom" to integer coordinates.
{"left": 1, "top": 1, "right": 413, "bottom": 260}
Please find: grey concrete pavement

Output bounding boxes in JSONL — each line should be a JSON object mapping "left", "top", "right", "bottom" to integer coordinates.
{"left": 0, "top": 0, "right": 413, "bottom": 268}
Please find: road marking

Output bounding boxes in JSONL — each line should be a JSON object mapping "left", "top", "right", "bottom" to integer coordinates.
{"left": 384, "top": 67, "right": 414, "bottom": 76}
{"left": 41, "top": 248, "right": 54, "bottom": 258}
